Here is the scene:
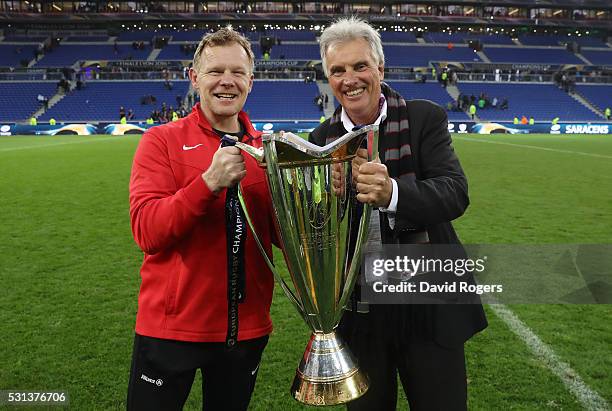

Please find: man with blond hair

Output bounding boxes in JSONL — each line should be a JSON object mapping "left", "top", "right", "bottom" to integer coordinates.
{"left": 310, "top": 17, "right": 487, "bottom": 410}
{"left": 127, "top": 26, "right": 276, "bottom": 410}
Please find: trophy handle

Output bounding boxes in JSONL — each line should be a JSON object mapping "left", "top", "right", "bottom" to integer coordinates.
{"left": 237, "top": 185, "right": 307, "bottom": 320}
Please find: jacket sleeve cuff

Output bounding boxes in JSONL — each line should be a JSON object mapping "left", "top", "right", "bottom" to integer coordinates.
{"left": 180, "top": 174, "right": 220, "bottom": 216}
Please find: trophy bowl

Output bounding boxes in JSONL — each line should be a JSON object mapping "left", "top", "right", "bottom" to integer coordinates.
{"left": 237, "top": 125, "right": 379, "bottom": 405}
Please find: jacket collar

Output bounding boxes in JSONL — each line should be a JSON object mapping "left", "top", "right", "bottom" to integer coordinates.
{"left": 191, "top": 103, "right": 262, "bottom": 142}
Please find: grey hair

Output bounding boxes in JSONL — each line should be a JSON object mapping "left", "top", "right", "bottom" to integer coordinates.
{"left": 319, "top": 17, "right": 385, "bottom": 77}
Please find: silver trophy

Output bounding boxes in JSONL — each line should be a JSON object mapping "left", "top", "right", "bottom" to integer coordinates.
{"left": 236, "top": 125, "right": 379, "bottom": 406}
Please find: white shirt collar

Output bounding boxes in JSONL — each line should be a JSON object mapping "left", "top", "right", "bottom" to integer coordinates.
{"left": 340, "top": 94, "right": 387, "bottom": 131}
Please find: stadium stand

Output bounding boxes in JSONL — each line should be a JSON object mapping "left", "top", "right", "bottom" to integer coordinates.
{"left": 387, "top": 81, "right": 470, "bottom": 120}
{"left": 424, "top": 32, "right": 466, "bottom": 44}
{"left": 244, "top": 80, "right": 322, "bottom": 120}
{"left": 572, "top": 36, "right": 610, "bottom": 47}
{"left": 385, "top": 45, "right": 481, "bottom": 66}
{"left": 1, "top": 27, "right": 610, "bottom": 124}
{"left": 35, "top": 44, "right": 151, "bottom": 67}
{"left": 456, "top": 82, "right": 601, "bottom": 121}
{"left": 517, "top": 34, "right": 567, "bottom": 46}
{"left": 0, "top": 81, "right": 57, "bottom": 121}
{"left": 37, "top": 80, "right": 190, "bottom": 122}
{"left": 379, "top": 31, "right": 418, "bottom": 43}
{"left": 518, "top": 34, "right": 609, "bottom": 47}
{"left": 575, "top": 84, "right": 612, "bottom": 113}
{"left": 116, "top": 31, "right": 158, "bottom": 41}
{"left": 156, "top": 44, "right": 194, "bottom": 60}
{"left": 463, "top": 34, "right": 515, "bottom": 45}
{"left": 266, "top": 30, "right": 317, "bottom": 41}
{"left": 483, "top": 46, "right": 584, "bottom": 64}
{"left": 0, "top": 44, "right": 38, "bottom": 67}
{"left": 2, "top": 35, "right": 47, "bottom": 42}
{"left": 424, "top": 32, "right": 514, "bottom": 45}
{"left": 168, "top": 30, "right": 206, "bottom": 41}
{"left": 251, "top": 43, "right": 321, "bottom": 59}
{"left": 65, "top": 36, "right": 110, "bottom": 42}
{"left": 580, "top": 50, "right": 612, "bottom": 65}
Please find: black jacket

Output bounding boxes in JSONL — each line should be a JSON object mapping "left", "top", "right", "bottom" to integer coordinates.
{"left": 309, "top": 99, "right": 487, "bottom": 348}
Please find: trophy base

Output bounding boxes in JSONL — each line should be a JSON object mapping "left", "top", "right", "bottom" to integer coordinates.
{"left": 291, "top": 332, "right": 369, "bottom": 406}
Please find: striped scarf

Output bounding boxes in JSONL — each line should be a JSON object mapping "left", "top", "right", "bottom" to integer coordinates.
{"left": 327, "top": 82, "right": 415, "bottom": 180}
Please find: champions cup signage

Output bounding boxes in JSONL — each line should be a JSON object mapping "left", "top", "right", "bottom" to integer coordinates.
{"left": 236, "top": 125, "right": 379, "bottom": 405}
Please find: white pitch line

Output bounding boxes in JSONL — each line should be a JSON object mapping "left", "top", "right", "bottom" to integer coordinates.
{"left": 490, "top": 304, "right": 610, "bottom": 411}
{"left": 454, "top": 136, "right": 612, "bottom": 160}
{"left": 0, "top": 136, "right": 134, "bottom": 153}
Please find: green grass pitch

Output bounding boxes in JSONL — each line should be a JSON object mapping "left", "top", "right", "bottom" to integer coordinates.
{"left": 0, "top": 133, "right": 610, "bottom": 410}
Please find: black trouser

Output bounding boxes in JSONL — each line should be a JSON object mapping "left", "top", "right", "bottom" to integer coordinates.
{"left": 340, "top": 313, "right": 467, "bottom": 411}
{"left": 127, "top": 334, "right": 268, "bottom": 411}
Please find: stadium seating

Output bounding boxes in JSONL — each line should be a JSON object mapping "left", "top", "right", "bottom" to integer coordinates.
{"left": 387, "top": 81, "right": 470, "bottom": 120}
{"left": 252, "top": 44, "right": 321, "bottom": 60}
{"left": 463, "top": 34, "right": 515, "bottom": 45}
{"left": 2, "top": 35, "right": 47, "bottom": 42}
{"left": 244, "top": 80, "right": 322, "bottom": 120}
{"left": 38, "top": 80, "right": 190, "bottom": 122}
{"left": 157, "top": 44, "right": 194, "bottom": 60}
{"left": 517, "top": 34, "right": 565, "bottom": 46}
{"left": 266, "top": 30, "right": 317, "bottom": 41}
{"left": 379, "top": 31, "right": 418, "bottom": 43}
{"left": 0, "top": 81, "right": 57, "bottom": 122}
{"left": 424, "top": 32, "right": 467, "bottom": 44}
{"left": 575, "top": 84, "right": 612, "bottom": 112}
{"left": 36, "top": 44, "right": 151, "bottom": 67}
{"left": 65, "top": 36, "right": 110, "bottom": 42}
{"left": 169, "top": 30, "right": 207, "bottom": 41}
{"left": 456, "top": 82, "right": 600, "bottom": 121}
{"left": 572, "top": 36, "right": 609, "bottom": 47}
{"left": 385, "top": 45, "right": 481, "bottom": 67}
{"left": 483, "top": 46, "right": 584, "bottom": 64}
{"left": 2, "top": 29, "right": 610, "bottom": 125}
{"left": 0, "top": 44, "right": 37, "bottom": 67}
{"left": 518, "top": 34, "right": 608, "bottom": 47}
{"left": 424, "top": 33, "right": 514, "bottom": 45}
{"left": 116, "top": 31, "right": 158, "bottom": 41}
{"left": 580, "top": 50, "right": 612, "bottom": 65}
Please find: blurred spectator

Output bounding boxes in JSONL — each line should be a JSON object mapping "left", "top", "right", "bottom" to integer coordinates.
{"left": 37, "top": 94, "right": 49, "bottom": 109}
{"left": 469, "top": 103, "right": 476, "bottom": 119}
{"left": 440, "top": 70, "right": 448, "bottom": 88}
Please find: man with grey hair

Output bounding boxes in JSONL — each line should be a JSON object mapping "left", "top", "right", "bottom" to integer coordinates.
{"left": 127, "top": 26, "right": 276, "bottom": 410}
{"left": 310, "top": 17, "right": 487, "bottom": 410}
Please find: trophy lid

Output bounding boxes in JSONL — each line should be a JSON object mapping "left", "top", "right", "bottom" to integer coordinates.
{"left": 234, "top": 124, "right": 378, "bottom": 167}
{"left": 251, "top": 125, "right": 378, "bottom": 167}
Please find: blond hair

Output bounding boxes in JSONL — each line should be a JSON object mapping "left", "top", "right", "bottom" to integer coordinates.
{"left": 192, "top": 25, "right": 255, "bottom": 73}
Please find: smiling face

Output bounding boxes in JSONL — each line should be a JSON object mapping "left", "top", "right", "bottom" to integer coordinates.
{"left": 189, "top": 42, "right": 253, "bottom": 131}
{"left": 325, "top": 38, "right": 384, "bottom": 125}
